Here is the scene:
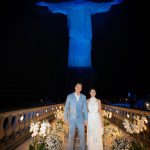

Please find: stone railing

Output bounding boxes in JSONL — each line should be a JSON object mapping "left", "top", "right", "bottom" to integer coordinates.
{"left": 0, "top": 103, "right": 64, "bottom": 150}
{"left": 102, "top": 104, "right": 150, "bottom": 145}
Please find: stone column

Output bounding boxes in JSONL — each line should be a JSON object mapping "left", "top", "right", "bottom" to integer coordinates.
{"left": 0, "top": 117, "right": 5, "bottom": 141}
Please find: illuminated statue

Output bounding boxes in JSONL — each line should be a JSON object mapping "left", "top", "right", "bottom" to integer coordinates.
{"left": 36, "top": 0, "right": 124, "bottom": 67}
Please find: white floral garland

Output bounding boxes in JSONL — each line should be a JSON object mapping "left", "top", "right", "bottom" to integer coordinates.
{"left": 123, "top": 116, "right": 148, "bottom": 134}
{"left": 102, "top": 110, "right": 112, "bottom": 118}
{"left": 29, "top": 106, "right": 67, "bottom": 150}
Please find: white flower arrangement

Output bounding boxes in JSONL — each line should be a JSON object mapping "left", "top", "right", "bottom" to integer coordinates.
{"left": 29, "top": 106, "right": 67, "bottom": 150}
{"left": 45, "top": 133, "right": 63, "bottom": 150}
{"left": 103, "top": 120, "right": 147, "bottom": 150}
{"left": 103, "top": 122, "right": 124, "bottom": 149}
{"left": 30, "top": 121, "right": 41, "bottom": 137}
{"left": 39, "top": 120, "right": 51, "bottom": 137}
{"left": 123, "top": 119, "right": 134, "bottom": 134}
{"left": 103, "top": 119, "right": 134, "bottom": 150}
{"left": 30, "top": 120, "right": 50, "bottom": 138}
{"left": 45, "top": 106, "right": 66, "bottom": 149}
{"left": 102, "top": 110, "right": 112, "bottom": 118}
{"left": 29, "top": 120, "right": 51, "bottom": 150}
{"left": 123, "top": 115, "right": 148, "bottom": 134}
{"left": 112, "top": 137, "right": 131, "bottom": 150}
{"left": 54, "top": 108, "right": 64, "bottom": 121}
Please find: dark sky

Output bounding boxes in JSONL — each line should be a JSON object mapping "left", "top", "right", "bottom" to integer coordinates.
{"left": 1, "top": 0, "right": 149, "bottom": 108}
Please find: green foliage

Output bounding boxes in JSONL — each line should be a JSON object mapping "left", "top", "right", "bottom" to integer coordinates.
{"left": 130, "top": 141, "right": 147, "bottom": 150}
{"left": 29, "top": 144, "right": 34, "bottom": 150}
{"left": 29, "top": 143, "right": 46, "bottom": 150}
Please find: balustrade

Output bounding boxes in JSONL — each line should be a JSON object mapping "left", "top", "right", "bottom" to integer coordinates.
{"left": 0, "top": 104, "right": 63, "bottom": 150}
{"left": 102, "top": 104, "right": 150, "bottom": 145}
{"left": 0, "top": 103, "right": 150, "bottom": 149}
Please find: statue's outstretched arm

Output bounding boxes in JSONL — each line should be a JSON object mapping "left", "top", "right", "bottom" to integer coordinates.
{"left": 112, "top": 0, "right": 124, "bottom": 5}
{"left": 36, "top": 1, "right": 68, "bottom": 15}
{"left": 36, "top": 1, "right": 48, "bottom": 7}
{"left": 90, "top": 2, "right": 112, "bottom": 14}
{"left": 90, "top": 0, "right": 124, "bottom": 14}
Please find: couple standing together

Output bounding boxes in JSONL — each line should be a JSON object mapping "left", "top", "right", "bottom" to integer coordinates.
{"left": 64, "top": 82, "right": 104, "bottom": 150}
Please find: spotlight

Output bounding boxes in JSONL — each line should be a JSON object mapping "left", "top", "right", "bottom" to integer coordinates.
{"left": 145, "top": 102, "right": 150, "bottom": 110}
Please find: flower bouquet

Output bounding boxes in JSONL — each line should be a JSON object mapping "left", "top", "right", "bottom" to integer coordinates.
{"left": 29, "top": 120, "right": 50, "bottom": 150}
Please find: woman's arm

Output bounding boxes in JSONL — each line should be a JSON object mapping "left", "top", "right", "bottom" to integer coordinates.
{"left": 97, "top": 99, "right": 104, "bottom": 128}
{"left": 87, "top": 99, "right": 89, "bottom": 112}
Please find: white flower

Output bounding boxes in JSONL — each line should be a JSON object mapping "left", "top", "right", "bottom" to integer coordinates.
{"left": 30, "top": 122, "right": 40, "bottom": 137}
{"left": 123, "top": 116, "right": 147, "bottom": 134}
{"left": 39, "top": 120, "right": 51, "bottom": 137}
{"left": 45, "top": 133, "right": 63, "bottom": 150}
{"left": 102, "top": 110, "right": 112, "bottom": 119}
{"left": 54, "top": 108, "right": 64, "bottom": 121}
{"left": 29, "top": 115, "right": 66, "bottom": 150}
{"left": 112, "top": 137, "right": 131, "bottom": 150}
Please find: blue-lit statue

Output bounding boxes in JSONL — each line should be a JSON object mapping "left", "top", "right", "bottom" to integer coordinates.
{"left": 36, "top": 0, "right": 124, "bottom": 68}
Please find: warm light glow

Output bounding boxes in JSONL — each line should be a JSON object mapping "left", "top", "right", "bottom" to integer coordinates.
{"left": 145, "top": 119, "right": 148, "bottom": 123}
{"left": 20, "top": 115, "right": 24, "bottom": 121}
{"left": 37, "top": 113, "right": 39, "bottom": 117}
{"left": 127, "top": 114, "right": 130, "bottom": 118}
{"left": 145, "top": 102, "right": 150, "bottom": 110}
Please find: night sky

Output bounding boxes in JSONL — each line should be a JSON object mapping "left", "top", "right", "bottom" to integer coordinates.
{"left": 1, "top": 0, "right": 149, "bottom": 109}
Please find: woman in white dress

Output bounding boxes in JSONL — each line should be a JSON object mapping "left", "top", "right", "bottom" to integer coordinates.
{"left": 87, "top": 89, "right": 104, "bottom": 150}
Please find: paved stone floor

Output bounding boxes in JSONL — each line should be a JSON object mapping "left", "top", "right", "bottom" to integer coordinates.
{"left": 15, "top": 137, "right": 32, "bottom": 150}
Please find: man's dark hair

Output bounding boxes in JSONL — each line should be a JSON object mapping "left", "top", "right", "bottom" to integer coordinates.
{"left": 89, "top": 88, "right": 96, "bottom": 92}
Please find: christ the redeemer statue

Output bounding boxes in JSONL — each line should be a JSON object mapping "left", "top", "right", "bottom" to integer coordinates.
{"left": 36, "top": 0, "right": 124, "bottom": 68}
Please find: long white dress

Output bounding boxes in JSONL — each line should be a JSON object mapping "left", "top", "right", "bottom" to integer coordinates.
{"left": 87, "top": 97, "right": 103, "bottom": 150}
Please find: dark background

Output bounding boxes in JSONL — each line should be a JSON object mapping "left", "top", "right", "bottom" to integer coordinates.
{"left": 1, "top": 0, "right": 149, "bottom": 109}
